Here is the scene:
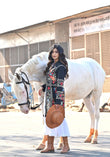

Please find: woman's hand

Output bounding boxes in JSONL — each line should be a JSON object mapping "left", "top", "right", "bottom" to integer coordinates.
{"left": 55, "top": 104, "right": 60, "bottom": 109}
{"left": 38, "top": 87, "right": 43, "bottom": 96}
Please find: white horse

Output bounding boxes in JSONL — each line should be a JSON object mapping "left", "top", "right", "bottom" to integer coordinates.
{"left": 8, "top": 52, "right": 105, "bottom": 144}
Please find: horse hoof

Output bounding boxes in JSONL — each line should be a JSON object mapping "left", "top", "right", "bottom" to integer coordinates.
{"left": 91, "top": 139, "right": 98, "bottom": 144}
{"left": 84, "top": 137, "right": 91, "bottom": 143}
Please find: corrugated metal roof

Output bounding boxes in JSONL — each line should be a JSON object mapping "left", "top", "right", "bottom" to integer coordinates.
{"left": 53, "top": 5, "right": 110, "bottom": 23}
{"left": 0, "top": 21, "right": 50, "bottom": 35}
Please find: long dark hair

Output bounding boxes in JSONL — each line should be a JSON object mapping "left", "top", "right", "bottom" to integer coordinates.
{"left": 44, "top": 44, "right": 69, "bottom": 78}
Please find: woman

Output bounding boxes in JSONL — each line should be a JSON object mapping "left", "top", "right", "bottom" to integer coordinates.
{"left": 39, "top": 44, "right": 70, "bottom": 153}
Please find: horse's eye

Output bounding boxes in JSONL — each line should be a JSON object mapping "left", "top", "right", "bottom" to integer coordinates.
{"left": 20, "top": 91, "right": 25, "bottom": 94}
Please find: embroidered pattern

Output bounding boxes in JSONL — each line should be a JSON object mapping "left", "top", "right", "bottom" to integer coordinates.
{"left": 57, "top": 79, "right": 64, "bottom": 87}
{"left": 45, "top": 63, "right": 65, "bottom": 116}
{"left": 56, "top": 91, "right": 64, "bottom": 99}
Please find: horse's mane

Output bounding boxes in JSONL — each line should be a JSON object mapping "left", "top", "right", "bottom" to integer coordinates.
{"left": 16, "top": 52, "right": 49, "bottom": 74}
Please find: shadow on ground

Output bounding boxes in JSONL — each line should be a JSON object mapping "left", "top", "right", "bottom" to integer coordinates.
{"left": 0, "top": 134, "right": 110, "bottom": 157}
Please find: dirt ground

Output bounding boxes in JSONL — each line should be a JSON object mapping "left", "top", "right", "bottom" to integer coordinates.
{"left": 0, "top": 92, "right": 110, "bottom": 156}
{"left": 0, "top": 110, "right": 110, "bottom": 157}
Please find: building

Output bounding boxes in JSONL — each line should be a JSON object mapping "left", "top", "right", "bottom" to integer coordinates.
{"left": 0, "top": 5, "right": 110, "bottom": 91}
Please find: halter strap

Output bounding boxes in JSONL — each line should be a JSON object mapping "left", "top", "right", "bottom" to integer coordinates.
{"left": 15, "top": 72, "right": 30, "bottom": 85}
{"left": 14, "top": 72, "right": 30, "bottom": 107}
{"left": 15, "top": 71, "right": 43, "bottom": 109}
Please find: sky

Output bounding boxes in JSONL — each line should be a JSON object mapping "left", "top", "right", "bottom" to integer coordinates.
{"left": 0, "top": 0, "right": 110, "bottom": 33}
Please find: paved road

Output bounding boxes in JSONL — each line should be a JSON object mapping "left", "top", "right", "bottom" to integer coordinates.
{"left": 0, "top": 110, "right": 110, "bottom": 157}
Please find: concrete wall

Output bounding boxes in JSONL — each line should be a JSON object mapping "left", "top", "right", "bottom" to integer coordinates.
{"left": 55, "top": 21, "right": 69, "bottom": 57}
{"left": 55, "top": 22, "right": 69, "bottom": 43}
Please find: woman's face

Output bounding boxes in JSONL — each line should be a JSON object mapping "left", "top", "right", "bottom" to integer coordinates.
{"left": 51, "top": 48, "right": 59, "bottom": 62}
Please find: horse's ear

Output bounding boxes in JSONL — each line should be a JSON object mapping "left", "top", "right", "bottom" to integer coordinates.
{"left": 8, "top": 70, "right": 14, "bottom": 81}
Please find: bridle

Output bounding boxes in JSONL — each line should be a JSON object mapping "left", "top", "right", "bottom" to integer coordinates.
{"left": 15, "top": 71, "right": 43, "bottom": 110}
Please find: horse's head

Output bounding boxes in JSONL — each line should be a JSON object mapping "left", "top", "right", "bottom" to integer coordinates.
{"left": 8, "top": 70, "right": 30, "bottom": 114}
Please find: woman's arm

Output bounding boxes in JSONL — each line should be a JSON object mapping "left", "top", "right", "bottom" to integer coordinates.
{"left": 55, "top": 66, "right": 66, "bottom": 105}
{"left": 38, "top": 84, "right": 46, "bottom": 96}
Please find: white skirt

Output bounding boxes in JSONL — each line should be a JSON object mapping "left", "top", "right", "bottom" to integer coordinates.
{"left": 44, "top": 117, "right": 70, "bottom": 137}
{"left": 43, "top": 93, "right": 70, "bottom": 137}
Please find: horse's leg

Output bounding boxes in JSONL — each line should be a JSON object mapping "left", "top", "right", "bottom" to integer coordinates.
{"left": 83, "top": 96, "right": 95, "bottom": 143}
{"left": 91, "top": 92, "right": 100, "bottom": 144}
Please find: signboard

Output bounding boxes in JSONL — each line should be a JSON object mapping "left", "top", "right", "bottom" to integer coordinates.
{"left": 69, "top": 13, "right": 110, "bottom": 37}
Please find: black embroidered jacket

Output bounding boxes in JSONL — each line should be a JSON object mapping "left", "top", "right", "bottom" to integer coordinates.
{"left": 42, "top": 61, "right": 67, "bottom": 116}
